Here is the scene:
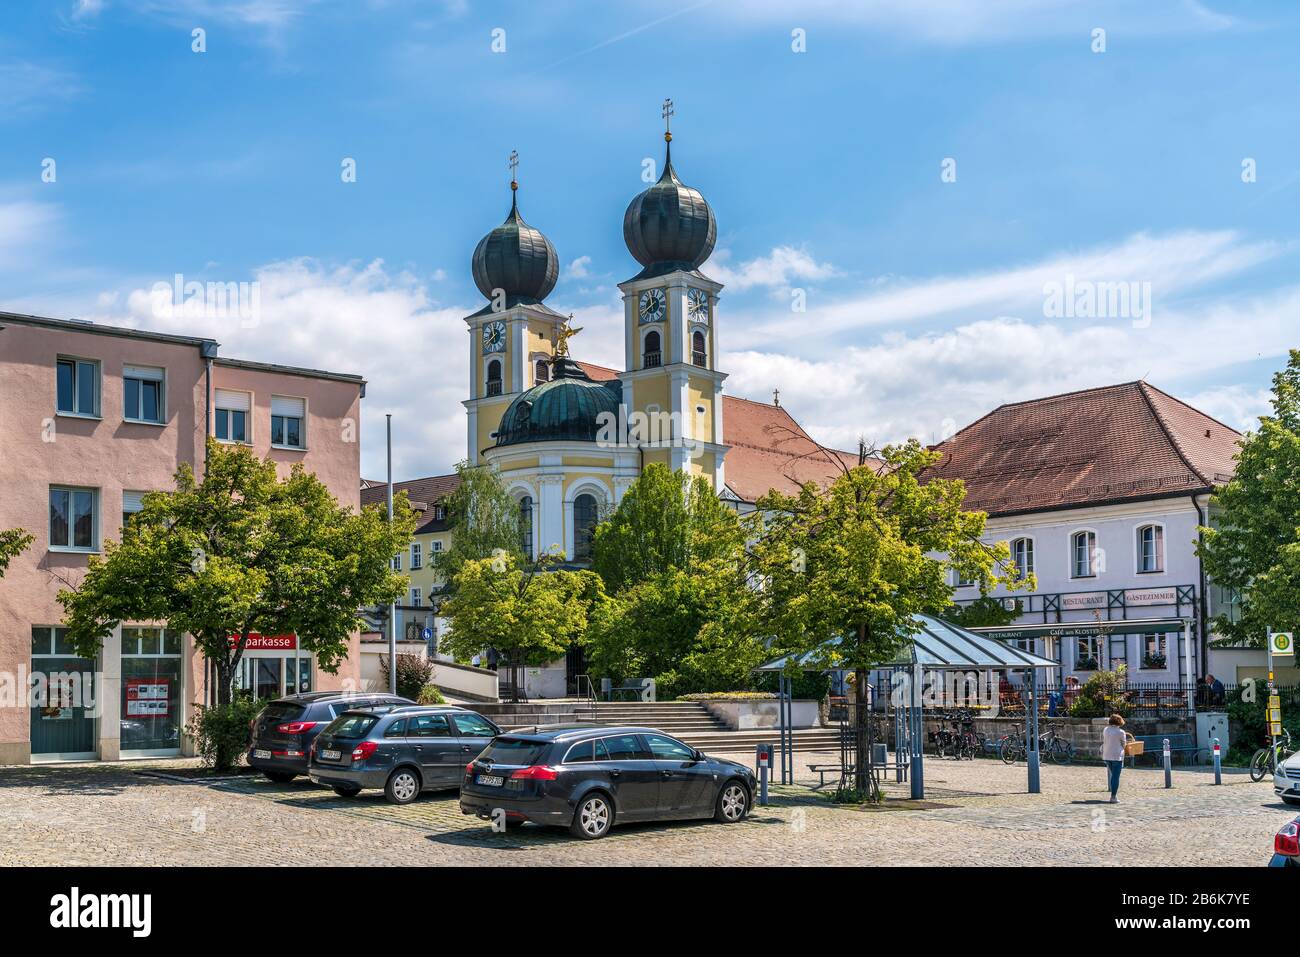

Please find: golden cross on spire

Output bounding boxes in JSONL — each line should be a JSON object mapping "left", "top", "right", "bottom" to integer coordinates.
{"left": 662, "top": 98, "right": 674, "bottom": 141}
{"left": 508, "top": 149, "right": 519, "bottom": 189}
{"left": 554, "top": 314, "right": 583, "bottom": 358}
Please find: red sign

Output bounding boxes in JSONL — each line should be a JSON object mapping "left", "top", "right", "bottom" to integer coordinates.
{"left": 125, "top": 678, "right": 170, "bottom": 716}
{"left": 229, "top": 633, "right": 297, "bottom": 651}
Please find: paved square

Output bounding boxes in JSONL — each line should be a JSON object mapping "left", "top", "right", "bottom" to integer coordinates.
{"left": 0, "top": 752, "right": 1284, "bottom": 866}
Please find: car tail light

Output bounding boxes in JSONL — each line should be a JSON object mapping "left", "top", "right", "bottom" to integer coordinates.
{"left": 1276, "top": 821, "right": 1300, "bottom": 856}
{"left": 351, "top": 741, "right": 378, "bottom": 763}
{"left": 465, "top": 761, "right": 476, "bottom": 776}
{"left": 509, "top": 765, "right": 559, "bottom": 781}
{"left": 276, "top": 721, "right": 319, "bottom": 734}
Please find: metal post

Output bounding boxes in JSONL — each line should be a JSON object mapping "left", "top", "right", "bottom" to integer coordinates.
{"left": 1213, "top": 737, "right": 1222, "bottom": 785}
{"left": 1183, "top": 619, "right": 1194, "bottom": 715}
{"left": 386, "top": 413, "right": 397, "bottom": 696}
{"left": 1027, "top": 667, "right": 1041, "bottom": 794}
{"left": 910, "top": 662, "right": 925, "bottom": 800}
{"left": 1163, "top": 737, "right": 1172, "bottom": 788}
{"left": 1267, "top": 631, "right": 1278, "bottom": 774}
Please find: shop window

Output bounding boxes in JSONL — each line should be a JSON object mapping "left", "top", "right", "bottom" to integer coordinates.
{"left": 121, "top": 627, "right": 183, "bottom": 754}
{"left": 30, "top": 626, "right": 97, "bottom": 758}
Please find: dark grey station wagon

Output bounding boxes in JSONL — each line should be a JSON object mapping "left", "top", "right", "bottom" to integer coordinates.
{"left": 308, "top": 705, "right": 501, "bottom": 804}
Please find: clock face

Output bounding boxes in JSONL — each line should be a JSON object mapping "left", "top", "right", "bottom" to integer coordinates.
{"left": 482, "top": 320, "right": 506, "bottom": 353}
{"left": 638, "top": 287, "right": 667, "bottom": 324}
{"left": 687, "top": 287, "right": 709, "bottom": 322}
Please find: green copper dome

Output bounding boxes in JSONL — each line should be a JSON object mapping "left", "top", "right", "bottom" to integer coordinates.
{"left": 493, "top": 358, "right": 623, "bottom": 448}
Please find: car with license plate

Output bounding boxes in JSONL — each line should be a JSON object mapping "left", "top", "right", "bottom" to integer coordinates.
{"left": 308, "top": 705, "right": 502, "bottom": 804}
{"left": 1271, "top": 815, "right": 1300, "bottom": 866}
{"left": 459, "top": 725, "right": 756, "bottom": 839}
{"left": 247, "top": 691, "right": 413, "bottom": 782}
{"left": 1272, "top": 749, "right": 1300, "bottom": 805}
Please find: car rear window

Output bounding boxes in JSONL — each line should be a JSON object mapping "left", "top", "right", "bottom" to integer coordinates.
{"left": 477, "top": 737, "right": 549, "bottom": 766}
{"left": 261, "top": 702, "right": 305, "bottom": 722}
{"left": 324, "top": 714, "right": 379, "bottom": 739}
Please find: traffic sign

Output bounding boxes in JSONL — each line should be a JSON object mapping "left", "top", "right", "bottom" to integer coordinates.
{"left": 1271, "top": 632, "right": 1294, "bottom": 657}
{"left": 421, "top": 627, "right": 433, "bottom": 641}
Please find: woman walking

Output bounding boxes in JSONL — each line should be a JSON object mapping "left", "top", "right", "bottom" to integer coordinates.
{"left": 1101, "top": 713, "right": 1134, "bottom": 803}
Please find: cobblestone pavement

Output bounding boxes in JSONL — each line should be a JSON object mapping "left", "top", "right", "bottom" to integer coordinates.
{"left": 0, "top": 751, "right": 1285, "bottom": 866}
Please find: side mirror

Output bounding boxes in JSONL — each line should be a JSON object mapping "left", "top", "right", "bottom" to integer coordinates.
{"left": 693, "top": 749, "right": 706, "bottom": 762}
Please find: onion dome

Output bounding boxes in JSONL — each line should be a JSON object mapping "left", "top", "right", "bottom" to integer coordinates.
{"left": 493, "top": 357, "right": 623, "bottom": 447}
{"left": 472, "top": 183, "right": 559, "bottom": 306}
{"left": 623, "top": 134, "right": 716, "bottom": 280}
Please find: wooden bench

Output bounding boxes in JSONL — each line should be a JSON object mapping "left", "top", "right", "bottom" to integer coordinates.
{"left": 1129, "top": 733, "right": 1198, "bottom": 766}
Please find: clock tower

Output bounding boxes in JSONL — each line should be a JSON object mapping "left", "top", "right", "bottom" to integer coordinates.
{"left": 463, "top": 158, "right": 569, "bottom": 463}
{"left": 617, "top": 101, "right": 728, "bottom": 489}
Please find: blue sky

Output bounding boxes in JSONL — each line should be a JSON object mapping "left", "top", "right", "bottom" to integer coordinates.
{"left": 3, "top": 0, "right": 1299, "bottom": 479}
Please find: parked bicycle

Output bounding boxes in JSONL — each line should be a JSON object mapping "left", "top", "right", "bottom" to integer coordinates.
{"left": 929, "top": 709, "right": 980, "bottom": 760}
{"left": 999, "top": 723, "right": 1073, "bottom": 765}
{"left": 1250, "top": 729, "right": 1294, "bottom": 782}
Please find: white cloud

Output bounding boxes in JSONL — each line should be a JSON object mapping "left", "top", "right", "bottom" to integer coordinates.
{"left": 567, "top": 255, "right": 592, "bottom": 279}
{"left": 0, "top": 196, "right": 63, "bottom": 273}
{"left": 0, "top": 61, "right": 83, "bottom": 115}
{"left": 94, "top": 258, "right": 468, "bottom": 480}
{"left": 1182, "top": 385, "right": 1274, "bottom": 434}
{"left": 70, "top": 0, "right": 106, "bottom": 20}
{"left": 712, "top": 0, "right": 1233, "bottom": 45}
{"left": 710, "top": 245, "right": 836, "bottom": 293}
{"left": 724, "top": 284, "right": 1300, "bottom": 453}
{"left": 732, "top": 229, "right": 1283, "bottom": 349}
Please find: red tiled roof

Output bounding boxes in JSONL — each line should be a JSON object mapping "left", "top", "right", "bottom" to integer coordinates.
{"left": 360, "top": 473, "right": 461, "bottom": 533}
{"left": 928, "top": 381, "right": 1242, "bottom": 516}
{"left": 570, "top": 360, "right": 863, "bottom": 503}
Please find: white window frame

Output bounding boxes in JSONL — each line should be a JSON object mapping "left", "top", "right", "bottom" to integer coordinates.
{"left": 123, "top": 364, "right": 166, "bottom": 425}
{"left": 1135, "top": 523, "right": 1165, "bottom": 575}
{"left": 49, "top": 485, "right": 99, "bottom": 553}
{"left": 1008, "top": 536, "right": 1034, "bottom": 579}
{"left": 391, "top": 552, "right": 402, "bottom": 572}
{"left": 270, "top": 395, "right": 307, "bottom": 450}
{"left": 410, "top": 542, "right": 422, "bottom": 570}
{"left": 214, "top": 389, "right": 252, "bottom": 444}
{"left": 56, "top": 356, "right": 101, "bottom": 418}
{"left": 952, "top": 569, "right": 976, "bottom": 588}
{"left": 1070, "top": 529, "right": 1098, "bottom": 579}
{"left": 431, "top": 539, "right": 444, "bottom": 553}
{"left": 410, "top": 587, "right": 422, "bottom": 608}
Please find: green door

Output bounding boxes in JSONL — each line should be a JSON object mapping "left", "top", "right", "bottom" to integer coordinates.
{"left": 31, "top": 627, "right": 97, "bottom": 758}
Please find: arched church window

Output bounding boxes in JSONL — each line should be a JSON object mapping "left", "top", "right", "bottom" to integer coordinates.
{"left": 535, "top": 359, "right": 550, "bottom": 384}
{"left": 486, "top": 359, "right": 502, "bottom": 396}
{"left": 520, "top": 495, "right": 534, "bottom": 561}
{"left": 573, "top": 493, "right": 598, "bottom": 561}
{"left": 643, "top": 331, "right": 661, "bottom": 369}
{"left": 692, "top": 330, "right": 707, "bottom": 367}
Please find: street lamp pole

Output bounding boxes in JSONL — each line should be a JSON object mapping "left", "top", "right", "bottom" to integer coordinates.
{"left": 387, "top": 413, "right": 397, "bottom": 696}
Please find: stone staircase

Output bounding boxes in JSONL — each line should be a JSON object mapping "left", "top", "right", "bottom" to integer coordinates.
{"left": 467, "top": 699, "right": 847, "bottom": 755}
{"left": 594, "top": 701, "right": 847, "bottom": 754}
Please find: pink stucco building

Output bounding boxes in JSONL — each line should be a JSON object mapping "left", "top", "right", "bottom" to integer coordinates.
{"left": 0, "top": 312, "right": 365, "bottom": 764}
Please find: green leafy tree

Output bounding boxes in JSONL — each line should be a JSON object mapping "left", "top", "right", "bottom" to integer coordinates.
{"left": 584, "top": 465, "right": 758, "bottom": 697}
{"left": 431, "top": 461, "right": 525, "bottom": 588}
{"left": 591, "top": 463, "right": 743, "bottom": 592}
{"left": 441, "top": 553, "right": 605, "bottom": 675}
{"left": 0, "top": 527, "right": 34, "bottom": 578}
{"left": 59, "top": 439, "right": 416, "bottom": 711}
{"left": 1198, "top": 350, "right": 1299, "bottom": 646}
{"left": 744, "top": 440, "right": 1030, "bottom": 797}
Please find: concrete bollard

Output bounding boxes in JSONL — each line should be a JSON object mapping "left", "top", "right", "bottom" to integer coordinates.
{"left": 1163, "top": 737, "right": 1172, "bottom": 788}
{"left": 1213, "top": 737, "right": 1222, "bottom": 785}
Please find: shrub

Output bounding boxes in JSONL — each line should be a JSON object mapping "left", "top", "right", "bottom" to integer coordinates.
{"left": 1067, "top": 665, "right": 1132, "bottom": 719}
{"left": 678, "top": 692, "right": 778, "bottom": 701}
{"left": 417, "top": 683, "right": 446, "bottom": 705}
{"left": 753, "top": 669, "right": 833, "bottom": 702}
{"left": 186, "top": 692, "right": 264, "bottom": 772}
{"left": 380, "top": 653, "right": 434, "bottom": 701}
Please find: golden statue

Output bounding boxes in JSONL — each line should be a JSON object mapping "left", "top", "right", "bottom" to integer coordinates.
{"left": 554, "top": 315, "right": 582, "bottom": 357}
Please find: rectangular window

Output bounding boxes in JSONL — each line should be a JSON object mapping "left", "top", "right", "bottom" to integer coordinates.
{"left": 270, "top": 396, "right": 305, "bottom": 449}
{"left": 1072, "top": 531, "right": 1096, "bottom": 578}
{"left": 123, "top": 365, "right": 165, "bottom": 424}
{"left": 391, "top": 552, "right": 402, "bottom": 571}
{"left": 56, "top": 357, "right": 99, "bottom": 416}
{"left": 121, "top": 626, "right": 183, "bottom": 754}
{"left": 431, "top": 540, "right": 443, "bottom": 553}
{"left": 214, "top": 389, "right": 250, "bottom": 443}
{"left": 411, "top": 543, "right": 422, "bottom": 569}
{"left": 1075, "top": 637, "right": 1102, "bottom": 671}
{"left": 1137, "top": 525, "right": 1164, "bottom": 573}
{"left": 1012, "top": 538, "right": 1034, "bottom": 578}
{"left": 1142, "top": 634, "right": 1168, "bottom": 669}
{"left": 122, "top": 490, "right": 148, "bottom": 531}
{"left": 410, "top": 588, "right": 422, "bottom": 608}
{"left": 49, "top": 487, "right": 97, "bottom": 551}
